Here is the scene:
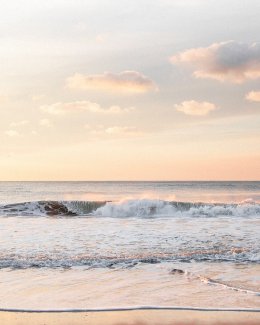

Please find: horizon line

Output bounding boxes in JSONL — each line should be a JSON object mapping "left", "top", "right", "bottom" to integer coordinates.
{"left": 0, "top": 180, "right": 259, "bottom": 182}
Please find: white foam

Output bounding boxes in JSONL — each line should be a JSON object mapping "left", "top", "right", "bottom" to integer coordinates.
{"left": 93, "top": 199, "right": 176, "bottom": 218}
{"left": 94, "top": 199, "right": 260, "bottom": 218}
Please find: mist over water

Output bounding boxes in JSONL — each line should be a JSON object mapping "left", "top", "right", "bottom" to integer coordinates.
{"left": 0, "top": 182, "right": 259, "bottom": 309}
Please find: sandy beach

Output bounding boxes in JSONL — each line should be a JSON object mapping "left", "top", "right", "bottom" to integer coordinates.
{"left": 0, "top": 309, "right": 260, "bottom": 325}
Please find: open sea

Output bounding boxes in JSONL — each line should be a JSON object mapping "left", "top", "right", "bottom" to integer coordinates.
{"left": 0, "top": 181, "right": 259, "bottom": 310}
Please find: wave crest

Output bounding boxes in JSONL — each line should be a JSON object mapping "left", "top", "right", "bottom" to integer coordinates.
{"left": 94, "top": 199, "right": 260, "bottom": 218}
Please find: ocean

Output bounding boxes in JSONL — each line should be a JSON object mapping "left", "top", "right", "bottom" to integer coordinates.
{"left": 0, "top": 181, "right": 259, "bottom": 310}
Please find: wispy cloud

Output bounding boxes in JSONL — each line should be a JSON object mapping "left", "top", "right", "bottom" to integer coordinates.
{"left": 66, "top": 71, "right": 157, "bottom": 93}
{"left": 171, "top": 41, "right": 260, "bottom": 83}
{"left": 41, "top": 101, "right": 133, "bottom": 115}
{"left": 0, "top": 95, "right": 9, "bottom": 103}
{"left": 245, "top": 90, "right": 260, "bottom": 102}
{"left": 39, "top": 118, "right": 53, "bottom": 127}
{"left": 160, "top": 0, "right": 207, "bottom": 7}
{"left": 175, "top": 100, "right": 217, "bottom": 116}
{"left": 105, "top": 126, "right": 141, "bottom": 136}
{"left": 5, "top": 130, "right": 20, "bottom": 137}
{"left": 85, "top": 125, "right": 143, "bottom": 138}
{"left": 32, "top": 94, "right": 46, "bottom": 102}
{"left": 10, "top": 120, "right": 29, "bottom": 127}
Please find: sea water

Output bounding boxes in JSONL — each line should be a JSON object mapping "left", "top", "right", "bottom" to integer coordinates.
{"left": 0, "top": 181, "right": 259, "bottom": 310}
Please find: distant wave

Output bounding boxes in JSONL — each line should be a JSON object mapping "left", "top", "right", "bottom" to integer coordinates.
{"left": 0, "top": 199, "right": 260, "bottom": 218}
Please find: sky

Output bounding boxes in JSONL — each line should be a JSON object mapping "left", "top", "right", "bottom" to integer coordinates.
{"left": 0, "top": 0, "right": 259, "bottom": 180}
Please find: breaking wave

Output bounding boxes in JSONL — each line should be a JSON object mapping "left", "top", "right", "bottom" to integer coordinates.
{"left": 0, "top": 199, "right": 259, "bottom": 218}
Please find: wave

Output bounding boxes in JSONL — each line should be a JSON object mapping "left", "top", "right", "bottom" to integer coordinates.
{"left": 93, "top": 199, "right": 260, "bottom": 218}
{"left": 0, "top": 200, "right": 107, "bottom": 217}
{"left": 0, "top": 199, "right": 260, "bottom": 218}
{"left": 1, "top": 247, "right": 259, "bottom": 270}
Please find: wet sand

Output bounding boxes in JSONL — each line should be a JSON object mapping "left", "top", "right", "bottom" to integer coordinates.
{"left": 0, "top": 309, "right": 260, "bottom": 325}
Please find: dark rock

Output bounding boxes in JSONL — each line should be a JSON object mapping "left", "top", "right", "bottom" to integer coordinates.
{"left": 170, "top": 268, "right": 185, "bottom": 274}
{"left": 44, "top": 201, "right": 75, "bottom": 216}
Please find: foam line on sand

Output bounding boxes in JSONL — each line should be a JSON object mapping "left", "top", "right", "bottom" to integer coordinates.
{"left": 1, "top": 309, "right": 260, "bottom": 325}
{"left": 0, "top": 306, "right": 260, "bottom": 313}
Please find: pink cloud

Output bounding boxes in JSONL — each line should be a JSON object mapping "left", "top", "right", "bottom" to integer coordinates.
{"left": 175, "top": 100, "right": 217, "bottom": 116}
{"left": 66, "top": 71, "right": 157, "bottom": 93}
{"left": 245, "top": 90, "right": 260, "bottom": 102}
{"left": 171, "top": 41, "right": 260, "bottom": 83}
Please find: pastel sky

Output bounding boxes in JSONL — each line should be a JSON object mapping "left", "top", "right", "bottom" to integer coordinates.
{"left": 1, "top": 0, "right": 260, "bottom": 180}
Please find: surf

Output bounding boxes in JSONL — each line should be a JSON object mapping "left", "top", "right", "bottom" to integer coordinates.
{"left": 0, "top": 199, "right": 259, "bottom": 218}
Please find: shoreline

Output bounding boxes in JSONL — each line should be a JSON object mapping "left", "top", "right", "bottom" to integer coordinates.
{"left": 0, "top": 308, "right": 260, "bottom": 325}
{"left": 1, "top": 306, "right": 260, "bottom": 313}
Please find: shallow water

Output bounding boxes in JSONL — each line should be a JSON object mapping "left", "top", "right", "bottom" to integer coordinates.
{"left": 0, "top": 182, "right": 259, "bottom": 310}
{"left": 0, "top": 262, "right": 259, "bottom": 310}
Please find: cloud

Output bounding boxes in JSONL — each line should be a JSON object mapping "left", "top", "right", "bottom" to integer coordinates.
{"left": 41, "top": 101, "right": 133, "bottom": 115}
{"left": 39, "top": 119, "right": 52, "bottom": 127}
{"left": 5, "top": 130, "right": 20, "bottom": 137}
{"left": 96, "top": 34, "right": 105, "bottom": 43}
{"left": 245, "top": 90, "right": 260, "bottom": 102}
{"left": 66, "top": 71, "right": 157, "bottom": 93}
{"left": 10, "top": 120, "right": 29, "bottom": 127}
{"left": 171, "top": 41, "right": 260, "bottom": 83}
{"left": 160, "top": 0, "right": 206, "bottom": 7}
{"left": 105, "top": 126, "right": 141, "bottom": 136}
{"left": 32, "top": 94, "right": 46, "bottom": 101}
{"left": 175, "top": 100, "right": 217, "bottom": 116}
{"left": 85, "top": 125, "right": 143, "bottom": 138}
{"left": 0, "top": 95, "right": 9, "bottom": 103}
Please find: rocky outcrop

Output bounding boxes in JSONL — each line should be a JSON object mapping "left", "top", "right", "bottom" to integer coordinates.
{"left": 44, "top": 201, "right": 76, "bottom": 216}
